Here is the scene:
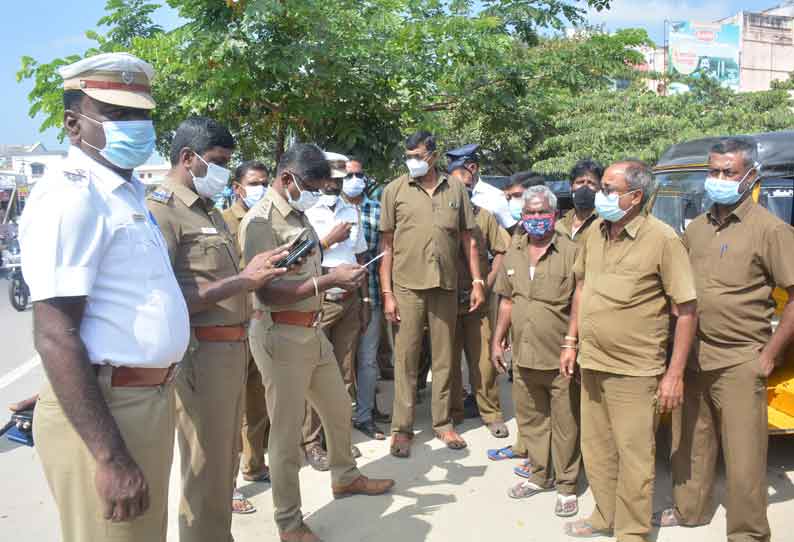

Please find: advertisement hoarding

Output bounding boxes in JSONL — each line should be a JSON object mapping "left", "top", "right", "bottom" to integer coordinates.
{"left": 668, "top": 21, "right": 741, "bottom": 92}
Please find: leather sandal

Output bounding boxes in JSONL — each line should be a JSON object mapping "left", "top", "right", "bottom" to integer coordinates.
{"left": 390, "top": 432, "right": 413, "bottom": 458}
{"left": 242, "top": 466, "right": 270, "bottom": 482}
{"left": 435, "top": 430, "right": 467, "bottom": 450}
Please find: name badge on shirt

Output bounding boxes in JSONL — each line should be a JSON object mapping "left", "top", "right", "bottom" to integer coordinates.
{"left": 132, "top": 213, "right": 146, "bottom": 223}
{"left": 507, "top": 269, "right": 515, "bottom": 276}
{"left": 449, "top": 202, "right": 459, "bottom": 209}
{"left": 201, "top": 227, "right": 218, "bottom": 235}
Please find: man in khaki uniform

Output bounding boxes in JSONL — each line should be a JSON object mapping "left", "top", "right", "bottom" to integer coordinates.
{"left": 556, "top": 159, "right": 602, "bottom": 244}
{"left": 22, "top": 53, "right": 192, "bottom": 542}
{"left": 222, "top": 160, "right": 271, "bottom": 512}
{"left": 491, "top": 185, "right": 582, "bottom": 516}
{"left": 656, "top": 139, "right": 794, "bottom": 542}
{"left": 560, "top": 160, "right": 698, "bottom": 542}
{"left": 380, "top": 130, "right": 485, "bottom": 457}
{"left": 447, "top": 158, "right": 509, "bottom": 438}
{"left": 240, "top": 142, "right": 394, "bottom": 542}
{"left": 147, "top": 117, "right": 286, "bottom": 542}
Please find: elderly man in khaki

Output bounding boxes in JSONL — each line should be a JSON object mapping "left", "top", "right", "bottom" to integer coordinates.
{"left": 655, "top": 139, "right": 794, "bottom": 542}
{"left": 491, "top": 185, "right": 582, "bottom": 516}
{"left": 380, "top": 130, "right": 485, "bottom": 457}
{"left": 240, "top": 143, "right": 394, "bottom": 542}
{"left": 147, "top": 117, "right": 287, "bottom": 542}
{"left": 447, "top": 160, "right": 509, "bottom": 438}
{"left": 556, "top": 159, "right": 603, "bottom": 244}
{"left": 222, "top": 160, "right": 272, "bottom": 514}
{"left": 560, "top": 160, "right": 698, "bottom": 542}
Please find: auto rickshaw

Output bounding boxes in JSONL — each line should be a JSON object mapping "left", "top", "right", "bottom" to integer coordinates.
{"left": 652, "top": 130, "right": 794, "bottom": 435}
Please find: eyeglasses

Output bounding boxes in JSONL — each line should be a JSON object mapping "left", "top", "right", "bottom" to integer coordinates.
{"left": 600, "top": 187, "right": 638, "bottom": 197}
{"left": 344, "top": 172, "right": 367, "bottom": 180}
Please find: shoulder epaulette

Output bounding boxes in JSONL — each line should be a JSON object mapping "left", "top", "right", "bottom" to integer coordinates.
{"left": 147, "top": 187, "right": 173, "bottom": 204}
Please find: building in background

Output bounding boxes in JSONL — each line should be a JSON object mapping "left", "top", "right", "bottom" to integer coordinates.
{"left": 0, "top": 143, "right": 66, "bottom": 180}
{"left": 719, "top": 3, "right": 794, "bottom": 92}
{"left": 134, "top": 163, "right": 170, "bottom": 185}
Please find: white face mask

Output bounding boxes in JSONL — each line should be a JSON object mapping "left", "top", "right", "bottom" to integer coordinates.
{"left": 343, "top": 176, "right": 366, "bottom": 197}
{"left": 406, "top": 158, "right": 430, "bottom": 178}
{"left": 190, "top": 152, "right": 230, "bottom": 199}
{"left": 242, "top": 184, "right": 266, "bottom": 209}
{"left": 318, "top": 194, "right": 339, "bottom": 207}
{"left": 287, "top": 173, "right": 321, "bottom": 212}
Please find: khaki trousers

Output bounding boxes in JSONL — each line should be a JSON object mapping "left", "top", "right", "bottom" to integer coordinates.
{"left": 176, "top": 340, "right": 247, "bottom": 542}
{"left": 512, "top": 367, "right": 580, "bottom": 494}
{"left": 391, "top": 284, "right": 458, "bottom": 434}
{"left": 34, "top": 368, "right": 175, "bottom": 542}
{"left": 303, "top": 292, "right": 362, "bottom": 446}
{"left": 240, "top": 354, "right": 270, "bottom": 476}
{"left": 671, "top": 360, "right": 770, "bottom": 542}
{"left": 250, "top": 317, "right": 360, "bottom": 533}
{"left": 581, "top": 369, "right": 660, "bottom": 542}
{"left": 450, "top": 307, "right": 503, "bottom": 423}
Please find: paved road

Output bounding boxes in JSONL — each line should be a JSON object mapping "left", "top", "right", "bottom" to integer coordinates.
{"left": 0, "top": 282, "right": 792, "bottom": 541}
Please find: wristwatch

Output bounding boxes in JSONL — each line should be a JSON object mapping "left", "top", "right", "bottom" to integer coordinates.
{"left": 472, "top": 279, "right": 485, "bottom": 287}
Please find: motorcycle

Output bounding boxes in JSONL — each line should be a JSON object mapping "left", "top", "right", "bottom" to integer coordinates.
{"left": 2, "top": 235, "right": 29, "bottom": 312}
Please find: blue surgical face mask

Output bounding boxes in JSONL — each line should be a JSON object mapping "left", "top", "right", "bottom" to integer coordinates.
{"left": 79, "top": 113, "right": 155, "bottom": 170}
{"left": 242, "top": 184, "right": 266, "bottom": 209}
{"left": 509, "top": 198, "right": 524, "bottom": 220}
{"left": 704, "top": 167, "right": 757, "bottom": 206}
{"left": 595, "top": 189, "right": 638, "bottom": 223}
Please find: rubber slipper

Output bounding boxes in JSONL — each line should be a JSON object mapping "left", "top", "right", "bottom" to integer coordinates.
{"left": 514, "top": 459, "right": 533, "bottom": 478}
{"left": 232, "top": 489, "right": 256, "bottom": 514}
{"left": 487, "top": 446, "right": 526, "bottom": 461}
{"left": 564, "top": 519, "right": 613, "bottom": 538}
{"left": 242, "top": 468, "right": 271, "bottom": 483}
{"left": 507, "top": 480, "right": 552, "bottom": 499}
{"left": 555, "top": 494, "right": 579, "bottom": 517}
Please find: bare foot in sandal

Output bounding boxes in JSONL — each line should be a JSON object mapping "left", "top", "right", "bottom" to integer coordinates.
{"left": 390, "top": 432, "right": 413, "bottom": 458}
{"left": 486, "top": 421, "right": 509, "bottom": 439}
{"left": 232, "top": 489, "right": 256, "bottom": 514}
{"left": 564, "top": 519, "right": 613, "bottom": 538}
{"left": 435, "top": 430, "right": 467, "bottom": 450}
{"left": 652, "top": 507, "right": 681, "bottom": 527}
{"left": 555, "top": 493, "right": 578, "bottom": 517}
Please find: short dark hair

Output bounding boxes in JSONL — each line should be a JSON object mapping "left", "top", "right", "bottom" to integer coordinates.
{"left": 169, "top": 116, "right": 235, "bottom": 166}
{"left": 405, "top": 130, "right": 436, "bottom": 152}
{"left": 63, "top": 89, "right": 85, "bottom": 112}
{"left": 709, "top": 138, "right": 758, "bottom": 169}
{"left": 234, "top": 160, "right": 269, "bottom": 184}
{"left": 277, "top": 143, "right": 331, "bottom": 182}
{"left": 507, "top": 170, "right": 545, "bottom": 188}
{"left": 347, "top": 156, "right": 364, "bottom": 165}
{"left": 569, "top": 159, "right": 604, "bottom": 184}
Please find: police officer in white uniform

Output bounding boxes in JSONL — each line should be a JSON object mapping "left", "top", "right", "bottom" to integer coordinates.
{"left": 21, "top": 53, "right": 198, "bottom": 542}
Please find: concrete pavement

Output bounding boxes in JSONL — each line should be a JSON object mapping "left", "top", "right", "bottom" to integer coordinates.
{"left": 1, "top": 282, "right": 793, "bottom": 541}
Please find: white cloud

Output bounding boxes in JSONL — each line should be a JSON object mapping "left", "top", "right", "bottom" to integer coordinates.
{"left": 586, "top": 0, "right": 732, "bottom": 28}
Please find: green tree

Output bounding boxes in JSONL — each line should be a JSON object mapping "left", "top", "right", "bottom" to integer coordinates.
{"left": 530, "top": 76, "right": 794, "bottom": 175}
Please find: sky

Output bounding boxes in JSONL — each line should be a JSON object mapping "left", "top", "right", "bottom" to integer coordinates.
{"left": 0, "top": 0, "right": 783, "bottom": 151}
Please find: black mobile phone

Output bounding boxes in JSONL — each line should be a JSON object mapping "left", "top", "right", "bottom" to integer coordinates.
{"left": 275, "top": 238, "right": 317, "bottom": 268}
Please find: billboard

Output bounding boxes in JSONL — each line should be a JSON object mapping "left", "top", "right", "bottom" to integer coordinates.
{"left": 668, "top": 21, "right": 741, "bottom": 91}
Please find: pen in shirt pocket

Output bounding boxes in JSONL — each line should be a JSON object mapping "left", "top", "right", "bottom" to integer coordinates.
{"left": 720, "top": 243, "right": 728, "bottom": 258}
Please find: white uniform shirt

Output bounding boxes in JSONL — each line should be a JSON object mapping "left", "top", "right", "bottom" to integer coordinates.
{"left": 19, "top": 146, "right": 190, "bottom": 368}
{"left": 471, "top": 179, "right": 517, "bottom": 229}
{"left": 305, "top": 195, "right": 367, "bottom": 267}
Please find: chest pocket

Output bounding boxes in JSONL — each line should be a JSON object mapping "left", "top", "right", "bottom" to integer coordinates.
{"left": 531, "top": 270, "right": 573, "bottom": 304}
{"left": 106, "top": 221, "right": 167, "bottom": 279}
{"left": 434, "top": 202, "right": 459, "bottom": 232}
{"left": 182, "top": 232, "right": 235, "bottom": 274}
{"left": 593, "top": 272, "right": 636, "bottom": 305}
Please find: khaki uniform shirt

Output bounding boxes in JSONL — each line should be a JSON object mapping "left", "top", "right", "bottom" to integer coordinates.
{"left": 495, "top": 231, "right": 579, "bottom": 370}
{"left": 556, "top": 208, "right": 598, "bottom": 244}
{"left": 238, "top": 189, "right": 323, "bottom": 314}
{"left": 380, "top": 172, "right": 475, "bottom": 291}
{"left": 574, "top": 214, "right": 697, "bottom": 376}
{"left": 457, "top": 207, "right": 510, "bottom": 307}
{"left": 221, "top": 200, "right": 248, "bottom": 248}
{"left": 146, "top": 179, "right": 247, "bottom": 327}
{"left": 684, "top": 197, "right": 794, "bottom": 371}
